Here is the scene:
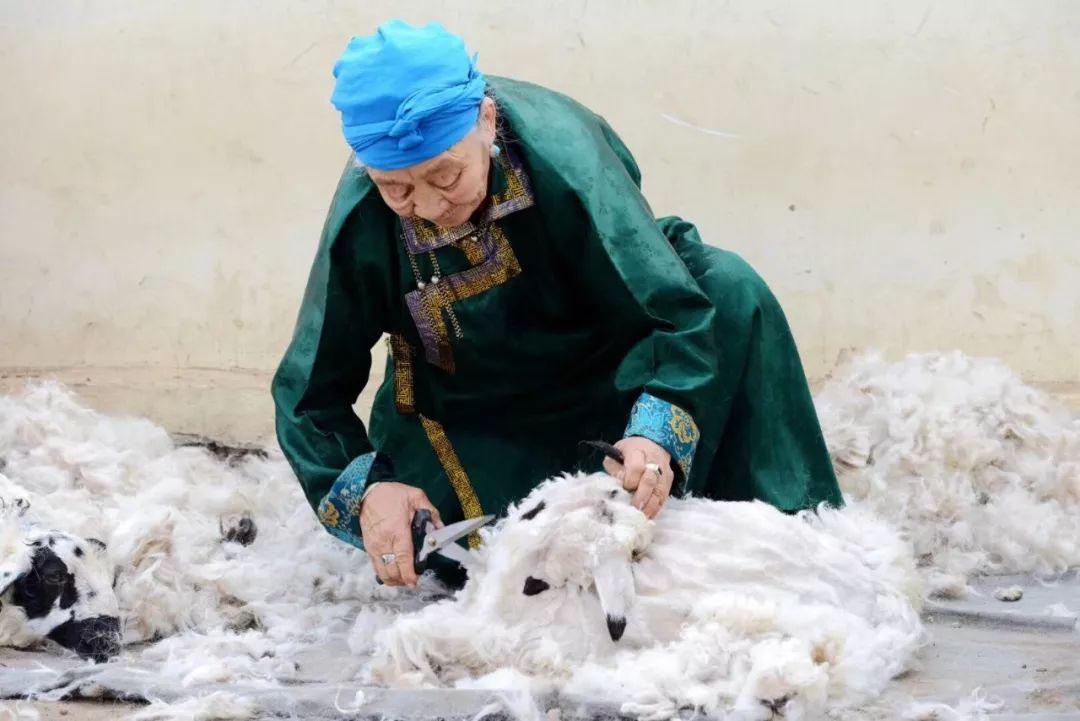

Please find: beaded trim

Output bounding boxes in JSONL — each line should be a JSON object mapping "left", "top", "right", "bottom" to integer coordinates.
{"left": 404, "top": 213, "right": 523, "bottom": 372}
{"left": 387, "top": 334, "right": 415, "bottom": 415}
{"left": 419, "top": 415, "right": 485, "bottom": 548}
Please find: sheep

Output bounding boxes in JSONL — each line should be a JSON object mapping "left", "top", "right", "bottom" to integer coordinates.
{"left": 0, "top": 503, "right": 121, "bottom": 662}
{"left": 368, "top": 471, "right": 925, "bottom": 720}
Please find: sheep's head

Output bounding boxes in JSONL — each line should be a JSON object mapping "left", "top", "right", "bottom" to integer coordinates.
{"left": 478, "top": 472, "right": 653, "bottom": 643}
{"left": 0, "top": 525, "right": 121, "bottom": 662}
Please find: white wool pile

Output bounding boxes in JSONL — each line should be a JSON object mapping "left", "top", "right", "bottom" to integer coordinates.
{"left": 0, "top": 701, "right": 42, "bottom": 721}
{"left": 126, "top": 692, "right": 258, "bottom": 721}
{"left": 814, "top": 351, "right": 1080, "bottom": 595}
{"left": 368, "top": 472, "right": 924, "bottom": 720}
{"left": 5, "top": 349, "right": 1079, "bottom": 717}
{"left": 902, "top": 688, "right": 1004, "bottom": 721}
{"left": 0, "top": 381, "right": 387, "bottom": 683}
{"left": 470, "top": 685, "right": 551, "bottom": 721}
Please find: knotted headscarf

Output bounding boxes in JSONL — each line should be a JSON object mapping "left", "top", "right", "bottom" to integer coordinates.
{"left": 330, "top": 20, "right": 486, "bottom": 170}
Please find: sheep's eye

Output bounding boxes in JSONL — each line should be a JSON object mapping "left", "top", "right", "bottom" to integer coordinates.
{"left": 523, "top": 577, "right": 550, "bottom": 596}
{"left": 87, "top": 538, "right": 108, "bottom": 552}
{"left": 521, "top": 501, "right": 545, "bottom": 521}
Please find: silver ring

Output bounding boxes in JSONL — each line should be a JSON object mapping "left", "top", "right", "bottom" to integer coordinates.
{"left": 645, "top": 462, "right": 661, "bottom": 476}
{"left": 380, "top": 553, "right": 397, "bottom": 565}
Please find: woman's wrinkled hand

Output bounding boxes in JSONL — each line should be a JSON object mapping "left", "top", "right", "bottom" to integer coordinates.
{"left": 359, "top": 482, "right": 443, "bottom": 587}
{"left": 602, "top": 437, "right": 674, "bottom": 520}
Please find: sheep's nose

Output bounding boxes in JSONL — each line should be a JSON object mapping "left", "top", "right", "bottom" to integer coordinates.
{"left": 47, "top": 615, "right": 122, "bottom": 663}
{"left": 606, "top": 614, "right": 627, "bottom": 642}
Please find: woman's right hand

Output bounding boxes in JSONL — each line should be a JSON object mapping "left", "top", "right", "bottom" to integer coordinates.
{"left": 359, "top": 482, "right": 443, "bottom": 587}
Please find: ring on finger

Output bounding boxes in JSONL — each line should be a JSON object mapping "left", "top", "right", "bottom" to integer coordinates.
{"left": 380, "top": 553, "right": 397, "bottom": 565}
{"left": 644, "top": 462, "right": 662, "bottom": 476}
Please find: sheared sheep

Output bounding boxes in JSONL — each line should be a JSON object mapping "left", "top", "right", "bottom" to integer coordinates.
{"left": 367, "top": 472, "right": 925, "bottom": 720}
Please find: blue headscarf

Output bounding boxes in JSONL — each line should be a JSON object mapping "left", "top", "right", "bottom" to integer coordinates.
{"left": 330, "top": 20, "right": 487, "bottom": 171}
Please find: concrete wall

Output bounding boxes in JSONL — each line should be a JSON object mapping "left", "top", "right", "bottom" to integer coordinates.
{"left": 2, "top": 1, "right": 1078, "bottom": 439}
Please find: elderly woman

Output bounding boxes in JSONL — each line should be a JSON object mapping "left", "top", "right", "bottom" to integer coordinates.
{"left": 272, "top": 20, "right": 842, "bottom": 588}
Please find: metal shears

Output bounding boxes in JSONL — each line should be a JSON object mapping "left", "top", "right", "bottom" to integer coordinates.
{"left": 376, "top": 510, "right": 495, "bottom": 584}
{"left": 376, "top": 441, "right": 619, "bottom": 584}
{"left": 413, "top": 510, "right": 494, "bottom": 569}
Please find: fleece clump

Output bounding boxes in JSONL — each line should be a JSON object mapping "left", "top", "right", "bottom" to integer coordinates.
{"left": 0, "top": 381, "right": 388, "bottom": 686}
{"left": 814, "top": 351, "right": 1080, "bottom": 596}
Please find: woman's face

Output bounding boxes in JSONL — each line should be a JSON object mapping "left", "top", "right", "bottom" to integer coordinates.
{"left": 367, "top": 98, "right": 497, "bottom": 229}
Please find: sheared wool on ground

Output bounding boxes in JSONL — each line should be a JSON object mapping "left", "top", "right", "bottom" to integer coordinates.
{"left": 0, "top": 701, "right": 42, "bottom": 721}
{"left": 2, "top": 348, "right": 1078, "bottom": 718}
{"left": 125, "top": 692, "right": 258, "bottom": 721}
{"left": 814, "top": 351, "right": 1080, "bottom": 596}
{"left": 901, "top": 688, "right": 1004, "bottom": 721}
{"left": 0, "top": 381, "right": 390, "bottom": 684}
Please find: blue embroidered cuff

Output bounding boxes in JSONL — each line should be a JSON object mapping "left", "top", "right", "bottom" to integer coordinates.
{"left": 624, "top": 393, "right": 700, "bottom": 478}
{"left": 316, "top": 451, "right": 376, "bottom": 549}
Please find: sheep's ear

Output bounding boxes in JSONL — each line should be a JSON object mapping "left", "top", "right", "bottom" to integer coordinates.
{"left": 522, "top": 577, "right": 550, "bottom": 596}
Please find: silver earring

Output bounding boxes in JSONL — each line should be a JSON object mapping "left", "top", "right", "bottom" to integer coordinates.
{"left": 490, "top": 143, "right": 501, "bottom": 158}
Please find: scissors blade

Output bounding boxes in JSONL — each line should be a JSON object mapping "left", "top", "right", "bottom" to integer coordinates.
{"left": 425, "top": 514, "right": 495, "bottom": 549}
{"left": 433, "top": 541, "right": 475, "bottom": 567}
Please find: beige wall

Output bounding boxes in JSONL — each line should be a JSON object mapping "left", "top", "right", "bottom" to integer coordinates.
{"left": 2, "top": 1, "right": 1078, "bottom": 438}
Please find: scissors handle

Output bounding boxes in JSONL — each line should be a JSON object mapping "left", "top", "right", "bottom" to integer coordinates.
{"left": 411, "top": 508, "right": 434, "bottom": 574}
{"left": 375, "top": 508, "right": 434, "bottom": 585}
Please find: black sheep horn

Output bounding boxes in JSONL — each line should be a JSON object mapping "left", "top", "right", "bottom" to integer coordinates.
{"left": 578, "top": 440, "right": 624, "bottom": 465}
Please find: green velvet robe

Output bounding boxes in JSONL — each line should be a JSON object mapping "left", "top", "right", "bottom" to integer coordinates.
{"left": 272, "top": 77, "right": 842, "bottom": 570}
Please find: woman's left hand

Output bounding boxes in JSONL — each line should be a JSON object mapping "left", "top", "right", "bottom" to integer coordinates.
{"left": 602, "top": 437, "right": 674, "bottom": 520}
